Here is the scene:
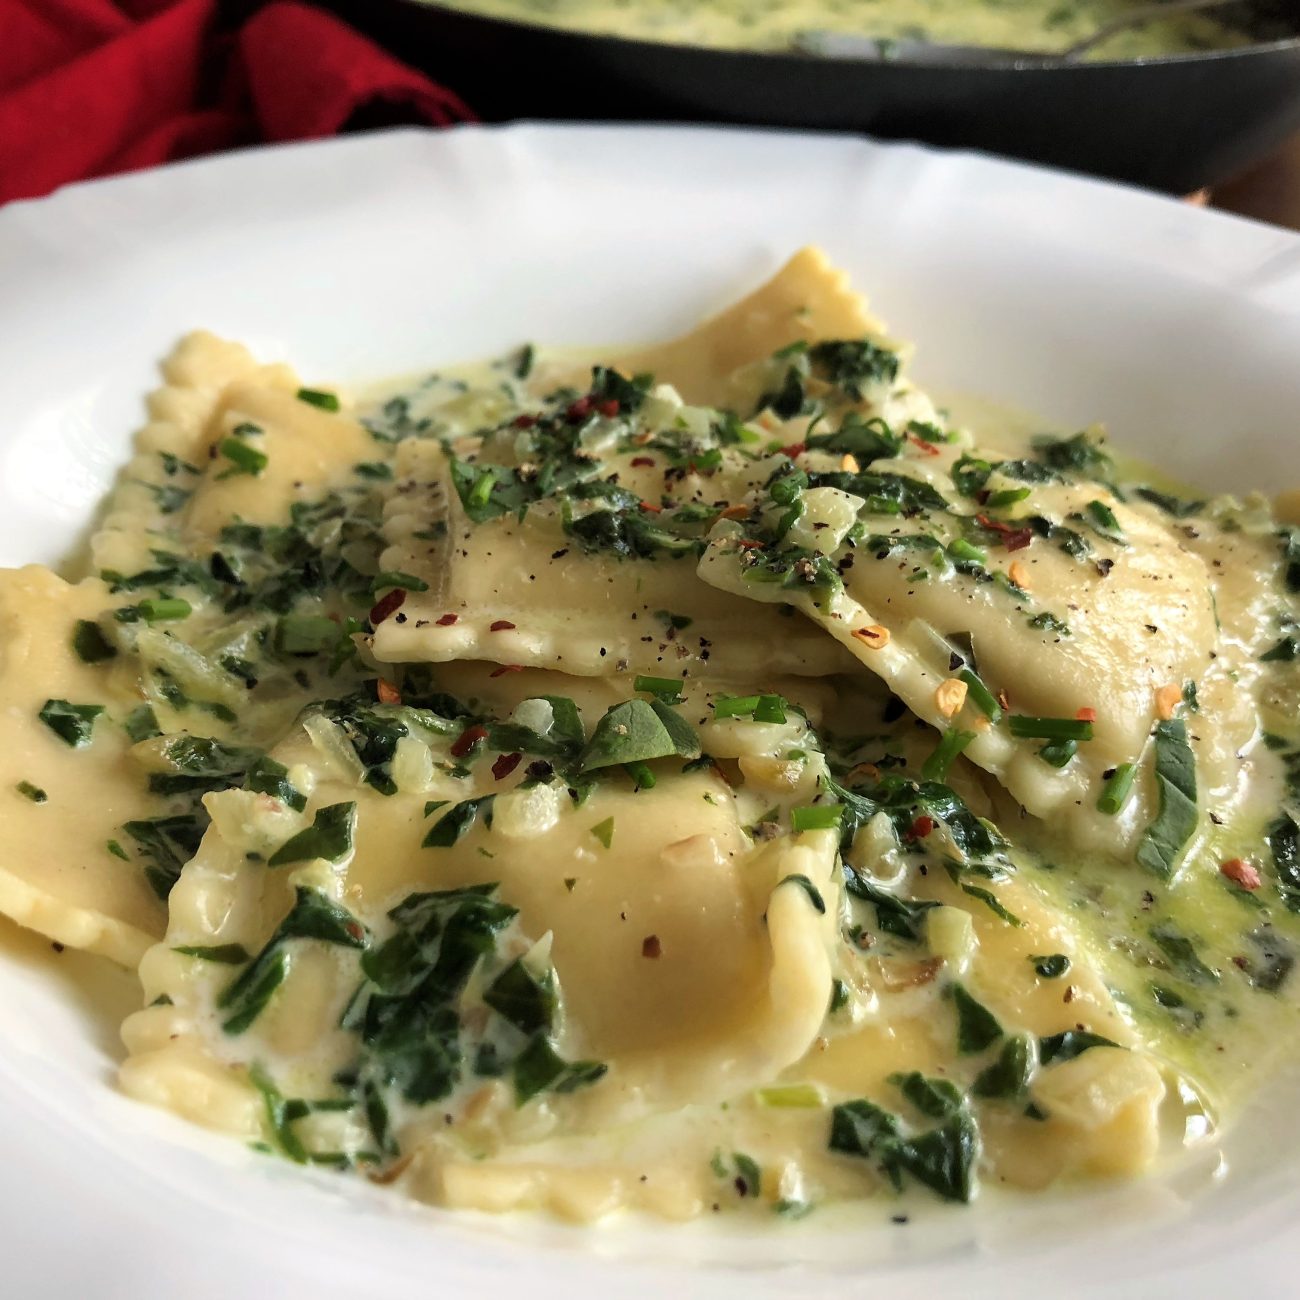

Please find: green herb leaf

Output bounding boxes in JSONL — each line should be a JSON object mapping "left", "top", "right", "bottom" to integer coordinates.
{"left": 1269, "top": 812, "right": 1300, "bottom": 911}
{"left": 245, "top": 755, "right": 307, "bottom": 812}
{"left": 38, "top": 698, "right": 104, "bottom": 748}
{"left": 124, "top": 704, "right": 161, "bottom": 743}
{"left": 633, "top": 675, "right": 684, "bottom": 703}
{"left": 1031, "top": 953, "right": 1070, "bottom": 979}
{"left": 483, "top": 958, "right": 556, "bottom": 1035}
{"left": 1150, "top": 921, "right": 1219, "bottom": 984}
{"left": 890, "top": 1071, "right": 964, "bottom": 1120}
{"left": 268, "top": 802, "right": 357, "bottom": 867}
{"left": 951, "top": 982, "right": 1003, "bottom": 1054}
{"left": 173, "top": 943, "right": 252, "bottom": 963}
{"left": 578, "top": 698, "right": 700, "bottom": 772}
{"left": 959, "top": 883, "right": 1022, "bottom": 927}
{"left": 1038, "top": 1030, "right": 1120, "bottom": 1065}
{"left": 220, "top": 886, "right": 366, "bottom": 1034}
{"left": 780, "top": 873, "right": 827, "bottom": 913}
{"left": 72, "top": 619, "right": 117, "bottom": 664}
{"left": 422, "top": 796, "right": 492, "bottom": 849}
{"left": 829, "top": 1098, "right": 901, "bottom": 1159}
{"left": 1135, "top": 719, "right": 1198, "bottom": 879}
{"left": 971, "top": 1035, "right": 1034, "bottom": 1099}
{"left": 512, "top": 1034, "right": 607, "bottom": 1105}
{"left": 248, "top": 1063, "right": 309, "bottom": 1163}
{"left": 589, "top": 816, "right": 615, "bottom": 849}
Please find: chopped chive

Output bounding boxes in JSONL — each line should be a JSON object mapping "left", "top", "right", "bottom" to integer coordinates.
{"left": 137, "top": 597, "right": 192, "bottom": 623}
{"left": 371, "top": 571, "right": 430, "bottom": 594}
{"left": 1007, "top": 714, "right": 1093, "bottom": 742}
{"left": 958, "top": 669, "right": 1002, "bottom": 723}
{"left": 756, "top": 1083, "right": 823, "bottom": 1108}
{"left": 275, "top": 614, "right": 339, "bottom": 655}
{"left": 946, "top": 539, "right": 986, "bottom": 565}
{"left": 1097, "top": 763, "right": 1138, "bottom": 814}
{"left": 921, "top": 728, "right": 976, "bottom": 782}
{"left": 217, "top": 437, "right": 268, "bottom": 477}
{"left": 712, "top": 693, "right": 786, "bottom": 722}
{"left": 790, "top": 804, "right": 843, "bottom": 832}
{"left": 297, "top": 388, "right": 340, "bottom": 412}
{"left": 624, "top": 761, "right": 656, "bottom": 790}
{"left": 986, "top": 487, "right": 1031, "bottom": 509}
{"left": 590, "top": 817, "right": 615, "bottom": 849}
{"left": 713, "top": 694, "right": 762, "bottom": 720}
{"left": 1037, "top": 738, "right": 1078, "bottom": 768}
{"left": 72, "top": 619, "right": 117, "bottom": 664}
{"left": 1086, "top": 499, "right": 1125, "bottom": 540}
{"left": 16, "top": 781, "right": 47, "bottom": 803}
{"left": 634, "top": 675, "right": 684, "bottom": 702}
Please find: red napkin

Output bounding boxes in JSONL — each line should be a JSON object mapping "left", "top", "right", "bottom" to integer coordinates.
{"left": 0, "top": 0, "right": 473, "bottom": 205}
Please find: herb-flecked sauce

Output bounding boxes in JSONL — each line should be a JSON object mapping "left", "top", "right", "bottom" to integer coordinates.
{"left": 422, "top": 0, "right": 1252, "bottom": 58}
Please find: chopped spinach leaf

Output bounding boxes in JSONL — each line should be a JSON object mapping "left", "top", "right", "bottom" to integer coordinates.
{"left": 268, "top": 802, "right": 357, "bottom": 867}
{"left": 1135, "top": 719, "right": 1198, "bottom": 879}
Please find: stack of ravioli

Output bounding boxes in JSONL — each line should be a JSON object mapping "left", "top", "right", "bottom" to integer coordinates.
{"left": 2, "top": 250, "right": 1298, "bottom": 1222}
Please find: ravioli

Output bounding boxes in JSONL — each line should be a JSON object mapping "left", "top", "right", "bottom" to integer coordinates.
{"left": 696, "top": 433, "right": 1237, "bottom": 851}
{"left": 0, "top": 567, "right": 166, "bottom": 964}
{"left": 119, "top": 678, "right": 843, "bottom": 1174}
{"left": 3, "top": 251, "right": 1298, "bottom": 1227}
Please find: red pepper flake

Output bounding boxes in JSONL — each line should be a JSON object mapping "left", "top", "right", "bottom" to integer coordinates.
{"left": 489, "top": 664, "right": 525, "bottom": 678}
{"left": 376, "top": 679, "right": 402, "bottom": 705}
{"left": 630, "top": 456, "right": 655, "bottom": 468}
{"left": 369, "top": 587, "right": 406, "bottom": 625}
{"left": 640, "top": 500, "right": 663, "bottom": 513}
{"left": 735, "top": 538, "right": 765, "bottom": 550}
{"left": 596, "top": 398, "right": 620, "bottom": 418}
{"left": 512, "top": 414, "right": 537, "bottom": 429}
{"left": 565, "top": 396, "right": 592, "bottom": 422}
{"left": 435, "top": 613, "right": 458, "bottom": 627}
{"left": 1220, "top": 858, "right": 1261, "bottom": 891}
{"left": 346, "top": 921, "right": 365, "bottom": 942}
{"left": 996, "top": 688, "right": 1011, "bottom": 711}
{"left": 492, "top": 752, "right": 522, "bottom": 781}
{"left": 489, "top": 619, "right": 516, "bottom": 631}
{"left": 1075, "top": 707, "right": 1097, "bottom": 723}
{"left": 450, "top": 724, "right": 488, "bottom": 758}
{"left": 641, "top": 935, "right": 662, "bottom": 959}
{"left": 907, "top": 432, "right": 941, "bottom": 456}
{"left": 907, "top": 814, "right": 935, "bottom": 841}
{"left": 975, "top": 513, "right": 1033, "bottom": 552}
{"left": 780, "top": 442, "right": 806, "bottom": 459}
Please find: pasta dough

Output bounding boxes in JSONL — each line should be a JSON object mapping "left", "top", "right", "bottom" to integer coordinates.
{"left": 0, "top": 250, "right": 1296, "bottom": 1227}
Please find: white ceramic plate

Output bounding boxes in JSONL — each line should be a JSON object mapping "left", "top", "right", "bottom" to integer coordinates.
{"left": 1, "top": 124, "right": 1298, "bottom": 1299}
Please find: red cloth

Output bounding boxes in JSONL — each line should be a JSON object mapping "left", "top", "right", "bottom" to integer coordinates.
{"left": 0, "top": 0, "right": 473, "bottom": 205}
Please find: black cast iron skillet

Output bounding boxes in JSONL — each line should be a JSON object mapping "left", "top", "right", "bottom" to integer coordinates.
{"left": 326, "top": 0, "right": 1300, "bottom": 193}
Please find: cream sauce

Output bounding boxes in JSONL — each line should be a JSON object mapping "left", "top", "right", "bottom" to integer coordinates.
{"left": 423, "top": 0, "right": 1252, "bottom": 59}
